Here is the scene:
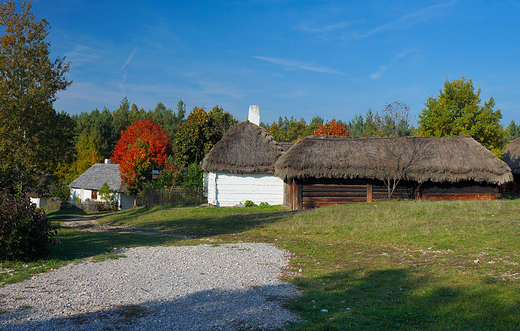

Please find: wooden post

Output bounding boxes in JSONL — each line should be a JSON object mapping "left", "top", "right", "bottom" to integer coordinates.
{"left": 366, "top": 183, "right": 373, "bottom": 203}
{"left": 291, "top": 179, "right": 297, "bottom": 210}
{"left": 296, "top": 180, "right": 303, "bottom": 210}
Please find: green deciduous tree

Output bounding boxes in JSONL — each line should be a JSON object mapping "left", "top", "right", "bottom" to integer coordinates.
{"left": 173, "top": 106, "right": 237, "bottom": 168}
{"left": 0, "top": 1, "right": 72, "bottom": 193}
{"left": 172, "top": 106, "right": 236, "bottom": 187}
{"left": 67, "top": 129, "right": 104, "bottom": 183}
{"left": 208, "top": 105, "right": 238, "bottom": 143}
{"left": 173, "top": 107, "right": 212, "bottom": 168}
{"left": 98, "top": 182, "right": 114, "bottom": 203}
{"left": 261, "top": 116, "right": 310, "bottom": 142}
{"left": 418, "top": 77, "right": 507, "bottom": 156}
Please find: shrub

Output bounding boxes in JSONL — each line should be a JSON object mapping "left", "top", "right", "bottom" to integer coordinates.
{"left": 0, "top": 191, "right": 60, "bottom": 261}
{"left": 51, "top": 182, "right": 70, "bottom": 201}
{"left": 177, "top": 163, "right": 203, "bottom": 188}
{"left": 244, "top": 200, "right": 255, "bottom": 207}
{"left": 98, "top": 182, "right": 112, "bottom": 201}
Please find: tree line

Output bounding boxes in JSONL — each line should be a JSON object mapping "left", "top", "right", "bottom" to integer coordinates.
{"left": 65, "top": 100, "right": 238, "bottom": 201}
{"left": 1, "top": 2, "right": 519, "bottom": 202}
{"left": 261, "top": 101, "right": 415, "bottom": 142}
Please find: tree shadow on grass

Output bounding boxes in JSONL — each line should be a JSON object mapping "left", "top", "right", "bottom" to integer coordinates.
{"left": 289, "top": 268, "right": 520, "bottom": 330}
{"left": 142, "top": 210, "right": 294, "bottom": 238}
{"left": 47, "top": 207, "right": 294, "bottom": 262}
{"left": 46, "top": 208, "right": 90, "bottom": 222}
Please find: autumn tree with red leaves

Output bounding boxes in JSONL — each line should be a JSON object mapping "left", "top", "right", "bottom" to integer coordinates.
{"left": 111, "top": 118, "right": 173, "bottom": 202}
{"left": 314, "top": 118, "right": 350, "bottom": 136}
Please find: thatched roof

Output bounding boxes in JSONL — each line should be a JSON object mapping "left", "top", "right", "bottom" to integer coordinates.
{"left": 274, "top": 135, "right": 512, "bottom": 185}
{"left": 201, "top": 120, "right": 285, "bottom": 174}
{"left": 278, "top": 142, "right": 295, "bottom": 151}
{"left": 69, "top": 163, "right": 126, "bottom": 192}
{"left": 503, "top": 138, "right": 520, "bottom": 174}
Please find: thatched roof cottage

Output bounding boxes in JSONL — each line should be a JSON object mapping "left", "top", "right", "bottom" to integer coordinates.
{"left": 201, "top": 106, "right": 288, "bottom": 206}
{"left": 501, "top": 137, "right": 520, "bottom": 194}
{"left": 275, "top": 135, "right": 512, "bottom": 209}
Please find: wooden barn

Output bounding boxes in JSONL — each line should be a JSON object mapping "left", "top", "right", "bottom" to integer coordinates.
{"left": 274, "top": 135, "right": 512, "bottom": 210}
{"left": 201, "top": 106, "right": 288, "bottom": 207}
{"left": 501, "top": 137, "right": 520, "bottom": 195}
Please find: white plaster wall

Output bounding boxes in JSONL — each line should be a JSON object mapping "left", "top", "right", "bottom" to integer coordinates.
{"left": 70, "top": 188, "right": 133, "bottom": 210}
{"left": 204, "top": 172, "right": 217, "bottom": 205}
{"left": 30, "top": 198, "right": 47, "bottom": 208}
{"left": 70, "top": 188, "right": 89, "bottom": 201}
{"left": 116, "top": 193, "right": 134, "bottom": 210}
{"left": 206, "top": 172, "right": 284, "bottom": 207}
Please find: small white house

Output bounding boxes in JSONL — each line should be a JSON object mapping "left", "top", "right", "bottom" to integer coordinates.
{"left": 201, "top": 106, "right": 289, "bottom": 207}
{"left": 29, "top": 197, "right": 48, "bottom": 208}
{"left": 69, "top": 160, "right": 134, "bottom": 210}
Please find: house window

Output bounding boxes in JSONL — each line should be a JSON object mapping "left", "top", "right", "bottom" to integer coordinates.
{"left": 91, "top": 190, "right": 98, "bottom": 200}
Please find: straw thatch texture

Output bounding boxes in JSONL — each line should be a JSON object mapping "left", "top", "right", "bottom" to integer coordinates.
{"left": 278, "top": 142, "right": 295, "bottom": 151}
{"left": 201, "top": 120, "right": 285, "bottom": 174}
{"left": 502, "top": 138, "right": 520, "bottom": 174}
{"left": 274, "top": 135, "right": 512, "bottom": 185}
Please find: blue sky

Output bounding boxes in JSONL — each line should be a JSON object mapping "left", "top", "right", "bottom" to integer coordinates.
{"left": 30, "top": 0, "right": 520, "bottom": 126}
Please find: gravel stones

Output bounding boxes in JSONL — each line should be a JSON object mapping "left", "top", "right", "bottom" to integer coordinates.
{"left": 0, "top": 243, "right": 301, "bottom": 330}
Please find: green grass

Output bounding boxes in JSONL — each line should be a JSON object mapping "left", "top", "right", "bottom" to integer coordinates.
{"left": 2, "top": 200, "right": 520, "bottom": 330}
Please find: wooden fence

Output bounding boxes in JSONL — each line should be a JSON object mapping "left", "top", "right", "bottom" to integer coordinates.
{"left": 145, "top": 187, "right": 205, "bottom": 209}
{"left": 47, "top": 200, "right": 103, "bottom": 212}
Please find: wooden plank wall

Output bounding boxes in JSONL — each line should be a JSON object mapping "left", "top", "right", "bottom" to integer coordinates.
{"left": 287, "top": 179, "right": 368, "bottom": 209}
{"left": 285, "top": 178, "right": 500, "bottom": 210}
{"left": 301, "top": 183, "right": 367, "bottom": 209}
{"left": 420, "top": 182, "right": 500, "bottom": 200}
{"left": 500, "top": 174, "right": 520, "bottom": 195}
{"left": 421, "top": 193, "right": 499, "bottom": 200}
{"left": 372, "top": 184, "right": 413, "bottom": 201}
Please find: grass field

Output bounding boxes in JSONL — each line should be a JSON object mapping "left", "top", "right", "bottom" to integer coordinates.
{"left": 2, "top": 199, "right": 520, "bottom": 330}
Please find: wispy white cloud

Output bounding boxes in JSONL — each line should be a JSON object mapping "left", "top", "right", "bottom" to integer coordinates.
{"left": 66, "top": 45, "right": 102, "bottom": 66}
{"left": 254, "top": 56, "right": 342, "bottom": 74}
{"left": 118, "top": 74, "right": 127, "bottom": 95}
{"left": 121, "top": 49, "right": 138, "bottom": 70}
{"left": 370, "top": 50, "right": 416, "bottom": 79}
{"left": 359, "top": 1, "right": 457, "bottom": 39}
{"left": 274, "top": 89, "right": 308, "bottom": 99}
{"left": 294, "top": 20, "right": 363, "bottom": 34}
{"left": 54, "top": 81, "right": 124, "bottom": 112}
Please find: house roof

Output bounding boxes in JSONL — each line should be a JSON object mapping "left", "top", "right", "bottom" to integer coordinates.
{"left": 69, "top": 163, "right": 126, "bottom": 192}
{"left": 277, "top": 142, "right": 295, "bottom": 151}
{"left": 201, "top": 120, "right": 285, "bottom": 174}
{"left": 274, "top": 135, "right": 512, "bottom": 185}
{"left": 503, "top": 137, "right": 520, "bottom": 174}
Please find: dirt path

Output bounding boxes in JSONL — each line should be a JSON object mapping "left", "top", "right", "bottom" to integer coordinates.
{"left": 60, "top": 214, "right": 188, "bottom": 238}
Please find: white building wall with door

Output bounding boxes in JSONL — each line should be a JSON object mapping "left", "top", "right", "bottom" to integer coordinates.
{"left": 70, "top": 188, "right": 92, "bottom": 202}
{"left": 204, "top": 172, "right": 284, "bottom": 207}
{"left": 114, "top": 193, "right": 134, "bottom": 210}
{"left": 70, "top": 187, "right": 133, "bottom": 210}
{"left": 30, "top": 198, "right": 48, "bottom": 208}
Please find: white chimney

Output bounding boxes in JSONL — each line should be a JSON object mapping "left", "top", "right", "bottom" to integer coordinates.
{"left": 105, "top": 159, "right": 111, "bottom": 164}
{"left": 248, "top": 105, "right": 260, "bottom": 125}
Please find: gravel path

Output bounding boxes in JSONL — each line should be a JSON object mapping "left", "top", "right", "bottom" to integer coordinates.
{"left": 0, "top": 243, "right": 301, "bottom": 330}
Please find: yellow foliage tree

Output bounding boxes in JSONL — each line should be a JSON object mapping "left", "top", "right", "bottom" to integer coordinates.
{"left": 417, "top": 77, "right": 507, "bottom": 156}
